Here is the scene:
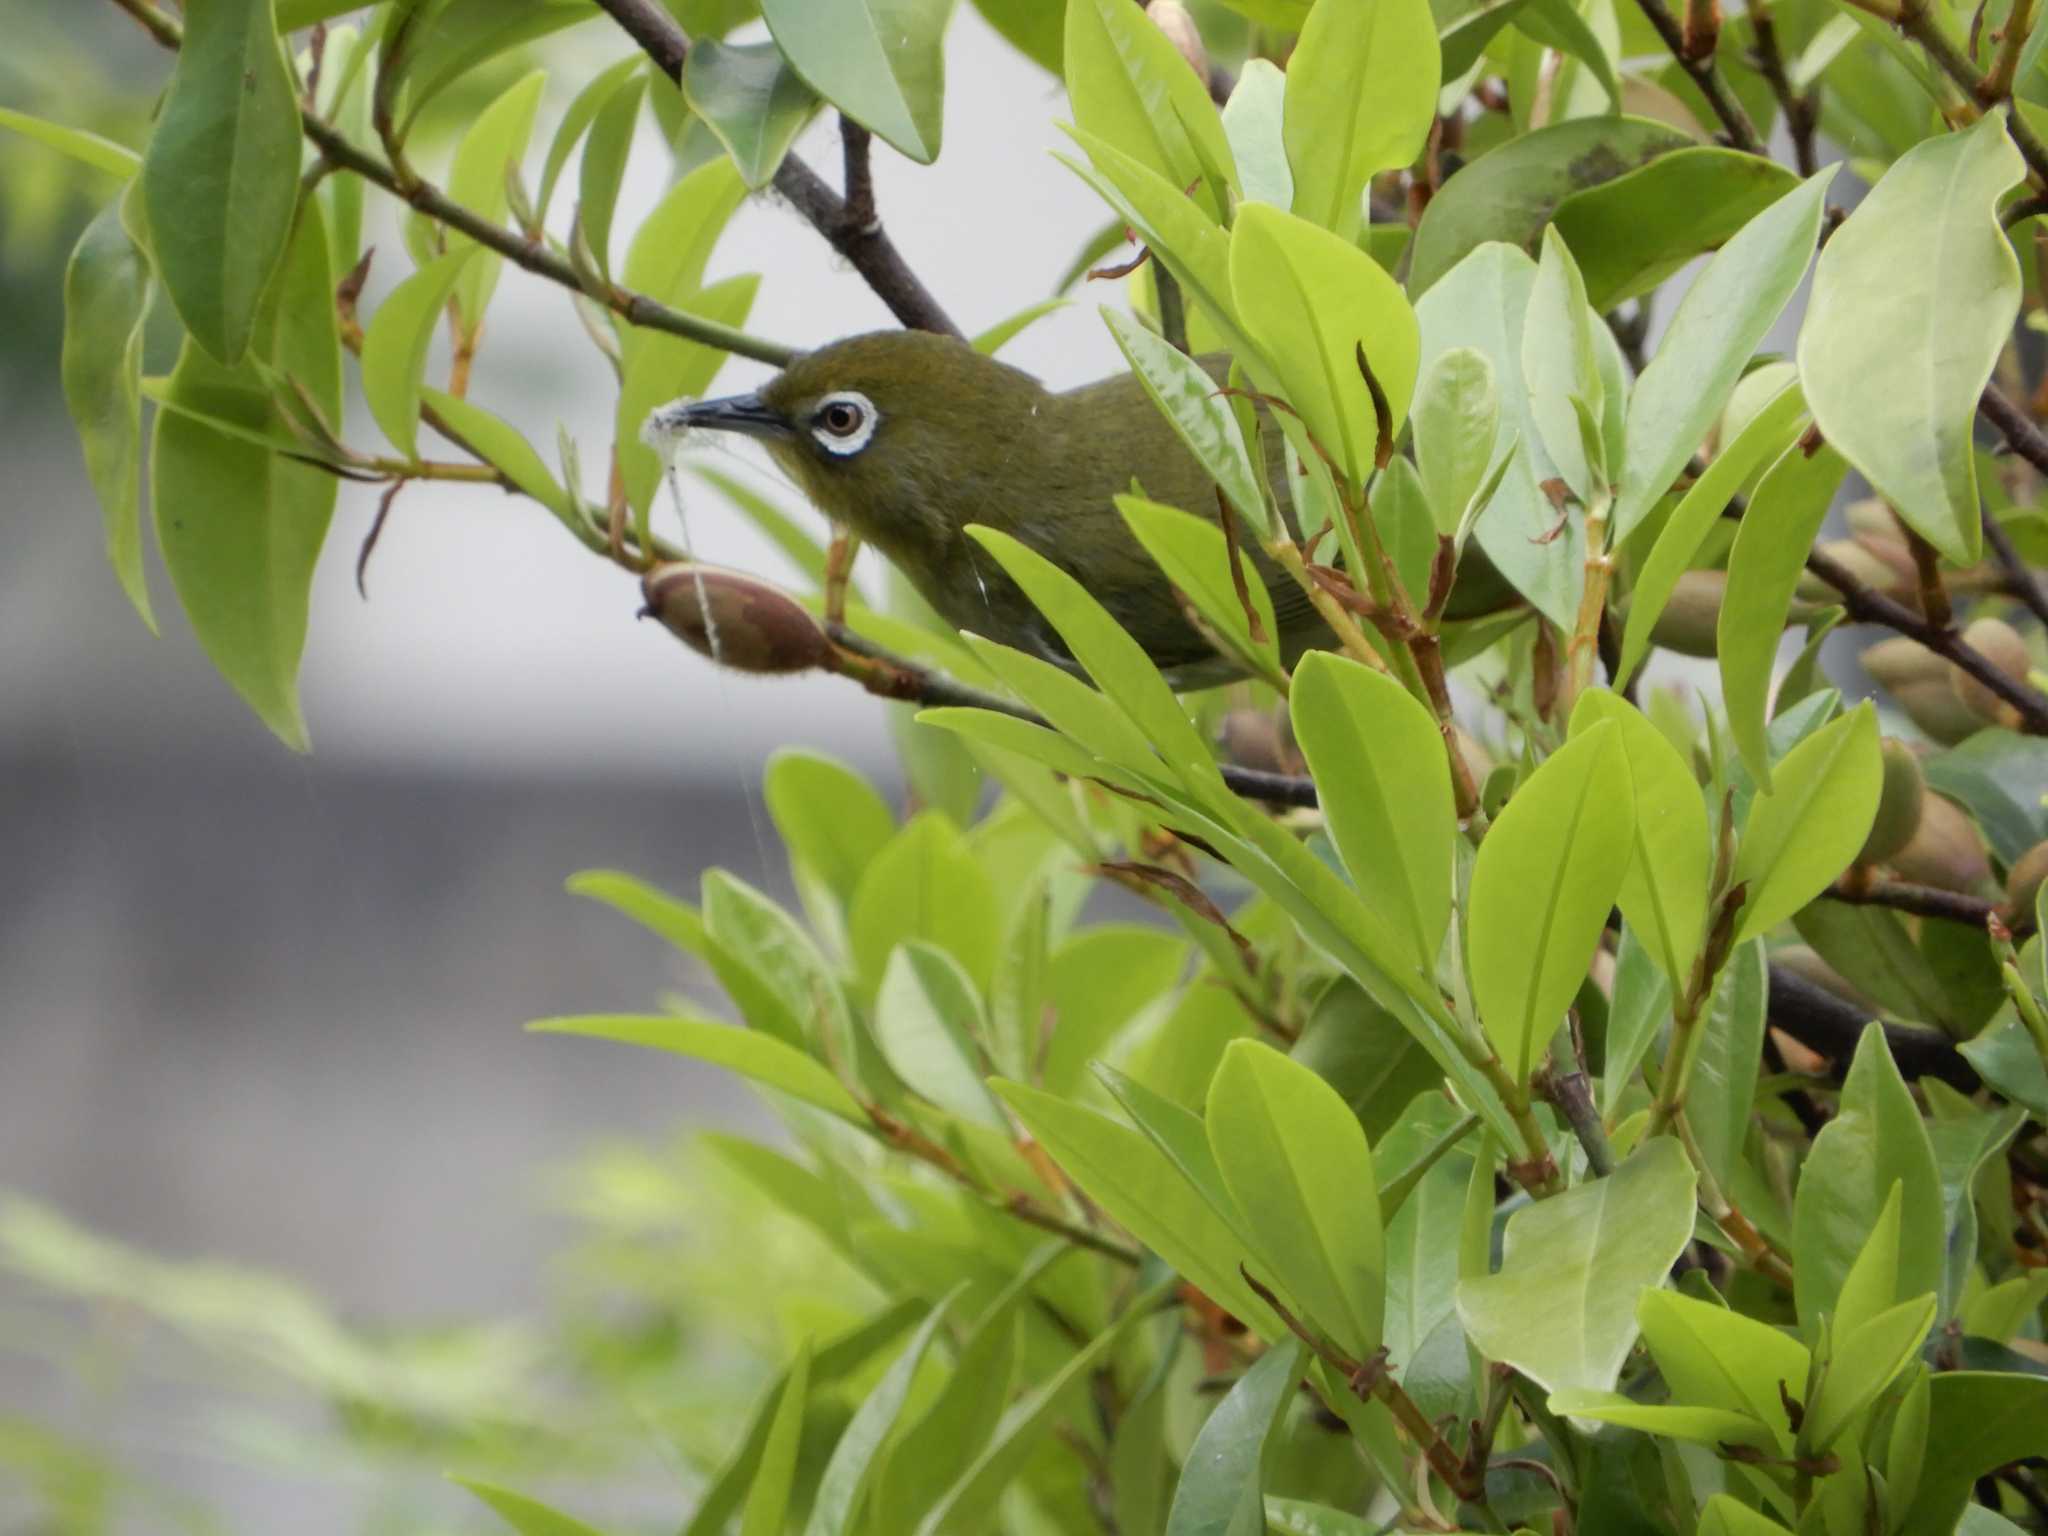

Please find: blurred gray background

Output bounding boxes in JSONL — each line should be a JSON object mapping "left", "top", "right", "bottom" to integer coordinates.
{"left": 0, "top": 3, "right": 1123, "bottom": 1525}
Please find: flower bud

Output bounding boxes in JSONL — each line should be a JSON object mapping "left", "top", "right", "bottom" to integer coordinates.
{"left": 640, "top": 563, "right": 831, "bottom": 675}
{"left": 1857, "top": 737, "right": 1925, "bottom": 866}
{"left": 1147, "top": 0, "right": 1209, "bottom": 81}
{"left": 1948, "top": 617, "right": 2031, "bottom": 727}
{"left": 1861, "top": 637, "right": 1982, "bottom": 744}
{"left": 1649, "top": 570, "right": 1725, "bottom": 657}
{"left": 1889, "top": 789, "right": 1996, "bottom": 895}
{"left": 2005, "top": 839, "right": 2048, "bottom": 922}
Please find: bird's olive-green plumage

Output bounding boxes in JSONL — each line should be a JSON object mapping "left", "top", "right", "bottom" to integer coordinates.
{"left": 661, "top": 330, "right": 1501, "bottom": 680}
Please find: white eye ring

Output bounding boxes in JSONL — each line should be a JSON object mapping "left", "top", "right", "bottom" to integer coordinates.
{"left": 811, "top": 391, "right": 878, "bottom": 456}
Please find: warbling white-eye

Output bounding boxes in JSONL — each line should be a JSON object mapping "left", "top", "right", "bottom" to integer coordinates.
{"left": 655, "top": 330, "right": 1505, "bottom": 683}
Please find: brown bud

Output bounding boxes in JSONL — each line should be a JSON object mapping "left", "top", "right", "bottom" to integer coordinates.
{"left": 1800, "top": 539, "right": 1908, "bottom": 602}
{"left": 1843, "top": 497, "right": 1905, "bottom": 545}
{"left": 1147, "top": 0, "right": 1209, "bottom": 81}
{"left": 1948, "top": 617, "right": 2031, "bottom": 727}
{"left": 1862, "top": 637, "right": 1981, "bottom": 745}
{"left": 2006, "top": 839, "right": 2048, "bottom": 922}
{"left": 640, "top": 563, "right": 830, "bottom": 675}
{"left": 1857, "top": 737, "right": 1925, "bottom": 866}
{"left": 1860, "top": 635, "right": 1945, "bottom": 690}
{"left": 1889, "top": 789, "right": 1996, "bottom": 895}
{"left": 1217, "top": 709, "right": 1294, "bottom": 775}
{"left": 1649, "top": 570, "right": 1725, "bottom": 657}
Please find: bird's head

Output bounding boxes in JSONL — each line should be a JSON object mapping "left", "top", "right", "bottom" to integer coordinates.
{"left": 648, "top": 330, "right": 1053, "bottom": 552}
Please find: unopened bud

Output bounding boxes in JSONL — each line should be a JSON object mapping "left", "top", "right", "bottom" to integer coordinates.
{"left": 640, "top": 564, "right": 830, "bottom": 675}
{"left": 1649, "top": 569, "right": 1725, "bottom": 657}
{"left": 1217, "top": 709, "right": 1293, "bottom": 775}
{"left": 1800, "top": 540, "right": 1906, "bottom": 603}
{"left": 2005, "top": 839, "right": 2048, "bottom": 923}
{"left": 1843, "top": 497, "right": 1905, "bottom": 546}
{"left": 1948, "top": 617, "right": 2031, "bottom": 727}
{"left": 1857, "top": 737, "right": 1925, "bottom": 866}
{"left": 1862, "top": 637, "right": 1982, "bottom": 744}
{"left": 1889, "top": 789, "right": 1996, "bottom": 895}
{"left": 1147, "top": 0, "right": 1209, "bottom": 82}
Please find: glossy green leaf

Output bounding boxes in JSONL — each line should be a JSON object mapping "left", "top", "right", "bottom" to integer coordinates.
{"left": 1518, "top": 0, "right": 1619, "bottom": 111}
{"left": 1520, "top": 225, "right": 1602, "bottom": 498}
{"left": 1468, "top": 722, "right": 1635, "bottom": 1085}
{"left": 971, "top": 0, "right": 1065, "bottom": 71}
{"left": 1118, "top": 495, "right": 1282, "bottom": 679}
{"left": 994, "top": 1079, "right": 1275, "bottom": 1331}
{"left": 1412, "top": 346, "right": 1498, "bottom": 537}
{"left": 1923, "top": 728, "right": 2048, "bottom": 864}
{"left": 1598, "top": 924, "right": 1670, "bottom": 1118}
{"left": 1718, "top": 441, "right": 1849, "bottom": 788}
{"left": 1406, "top": 117, "right": 1691, "bottom": 298}
{"left": 870, "top": 1294, "right": 1021, "bottom": 1532}
{"left": 802, "top": 1296, "right": 959, "bottom": 1536}
{"left": 1635, "top": 1287, "right": 1809, "bottom": 1448}
{"left": 141, "top": 0, "right": 301, "bottom": 363}
{"left": 1102, "top": 308, "right": 1269, "bottom": 526}
{"left": 1612, "top": 168, "right": 1835, "bottom": 545}
{"left": 0, "top": 106, "right": 139, "bottom": 179}
{"left": 1549, "top": 146, "right": 1802, "bottom": 312}
{"left": 740, "top": 1337, "right": 810, "bottom": 1536}
{"left": 566, "top": 869, "right": 705, "bottom": 954}
{"left": 1682, "top": 940, "right": 1766, "bottom": 1192}
{"left": 849, "top": 811, "right": 1001, "bottom": 994}
{"left": 392, "top": 0, "right": 590, "bottom": 129}
{"left": 616, "top": 273, "right": 759, "bottom": 517}
{"left": 419, "top": 389, "right": 577, "bottom": 524}
{"left": 1413, "top": 242, "right": 1579, "bottom": 625}
{"left": 1905, "top": 1373, "right": 2048, "bottom": 1531}
{"left": 527, "top": 1014, "right": 865, "bottom": 1122}
{"left": 577, "top": 70, "right": 647, "bottom": 278}
{"left": 1567, "top": 691, "right": 1710, "bottom": 989}
{"left": 970, "top": 297, "right": 1069, "bottom": 355}
{"left": 1731, "top": 703, "right": 1882, "bottom": 942}
{"left": 62, "top": 200, "right": 155, "bottom": 631}
{"left": 444, "top": 69, "right": 546, "bottom": 331}
{"left": 1457, "top": 1137, "right": 1696, "bottom": 1395}
{"left": 1165, "top": 1339, "right": 1305, "bottom": 1536}
{"left": 1960, "top": 1013, "right": 2048, "bottom": 1120}
{"left": 1228, "top": 201, "right": 1420, "bottom": 487}
{"left": 1616, "top": 380, "right": 1807, "bottom": 682}
{"left": 1208, "top": 1039, "right": 1385, "bottom": 1357}
{"left": 1095, "top": 1062, "right": 1247, "bottom": 1234}
{"left": 703, "top": 870, "right": 863, "bottom": 1070}
{"left": 873, "top": 942, "right": 1001, "bottom": 1127}
{"left": 538, "top": 55, "right": 642, "bottom": 221}
{"left": 763, "top": 749, "right": 896, "bottom": 910}
{"left": 1283, "top": 0, "right": 1439, "bottom": 238}
{"left": 459, "top": 1480, "right": 611, "bottom": 1536}
{"left": 1799, "top": 112, "right": 2023, "bottom": 565}
{"left": 961, "top": 635, "right": 1169, "bottom": 789}
{"left": 762, "top": 0, "right": 952, "bottom": 163}
{"left": 150, "top": 204, "right": 339, "bottom": 750}
{"left": 1222, "top": 59, "right": 1291, "bottom": 208}
{"left": 1545, "top": 1393, "right": 1765, "bottom": 1449}
{"left": 361, "top": 246, "right": 482, "bottom": 459}
{"left": 1697, "top": 1494, "right": 1796, "bottom": 1535}
{"left": 1792, "top": 1023, "right": 1942, "bottom": 1339}
{"left": 1066, "top": 0, "right": 1236, "bottom": 218}
{"left": 1290, "top": 654, "right": 1454, "bottom": 976}
{"left": 683, "top": 38, "right": 819, "bottom": 189}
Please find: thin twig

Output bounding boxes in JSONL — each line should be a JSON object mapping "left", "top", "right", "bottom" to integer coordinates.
{"left": 1630, "top": 0, "right": 1766, "bottom": 151}
{"left": 1985, "top": 506, "right": 2048, "bottom": 627}
{"left": 1827, "top": 876, "right": 2008, "bottom": 929}
{"left": 1887, "top": 0, "right": 2048, "bottom": 184}
{"left": 1749, "top": 0, "right": 1820, "bottom": 174}
{"left": 586, "top": 0, "right": 964, "bottom": 338}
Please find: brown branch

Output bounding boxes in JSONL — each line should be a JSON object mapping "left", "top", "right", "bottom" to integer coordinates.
{"left": 1985, "top": 506, "right": 2048, "bottom": 627}
{"left": 1887, "top": 0, "right": 2048, "bottom": 185}
{"left": 1629, "top": 0, "right": 1766, "bottom": 151}
{"left": 1825, "top": 876, "right": 2003, "bottom": 928}
{"left": 1766, "top": 967, "right": 1980, "bottom": 1090}
{"left": 587, "top": 0, "right": 964, "bottom": 339}
{"left": 1749, "top": 1, "right": 1819, "bottom": 174}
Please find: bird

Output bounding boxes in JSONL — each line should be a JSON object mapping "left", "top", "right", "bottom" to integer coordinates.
{"left": 649, "top": 329, "right": 1505, "bottom": 684}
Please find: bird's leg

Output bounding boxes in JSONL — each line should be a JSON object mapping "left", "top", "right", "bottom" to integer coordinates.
{"left": 825, "top": 525, "right": 863, "bottom": 624}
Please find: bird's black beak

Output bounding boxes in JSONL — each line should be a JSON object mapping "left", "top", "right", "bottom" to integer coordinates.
{"left": 642, "top": 391, "right": 793, "bottom": 445}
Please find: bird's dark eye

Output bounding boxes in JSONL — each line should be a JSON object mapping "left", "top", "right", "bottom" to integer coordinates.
{"left": 820, "top": 400, "right": 864, "bottom": 436}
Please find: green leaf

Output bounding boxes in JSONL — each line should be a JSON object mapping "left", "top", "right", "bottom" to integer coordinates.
{"left": 1413, "top": 346, "right": 1499, "bottom": 538}
{"left": 1567, "top": 692, "right": 1711, "bottom": 989}
{"left": 1283, "top": 0, "right": 1439, "bottom": 238}
{"left": 1718, "top": 439, "right": 1850, "bottom": 785}
{"left": 1924, "top": 728, "right": 2048, "bottom": 865}
{"left": 1616, "top": 379, "right": 1807, "bottom": 682}
{"left": 1697, "top": 1494, "right": 1796, "bottom": 1535}
{"left": 1228, "top": 201, "right": 1420, "bottom": 487}
{"left": 1065, "top": 0, "right": 1237, "bottom": 220}
{"left": 911, "top": 1280, "right": 1173, "bottom": 1535}
{"left": 994, "top": 1079, "right": 1276, "bottom": 1331}
{"left": 971, "top": 297, "right": 1070, "bottom": 355}
{"left": 1221, "top": 59, "right": 1291, "bottom": 208}
{"left": 420, "top": 389, "right": 577, "bottom": 523}
{"left": 62, "top": 200, "right": 155, "bottom": 631}
{"left": 1545, "top": 1392, "right": 1768, "bottom": 1450}
{"left": 1468, "top": 722, "right": 1635, "bottom": 1085}
{"left": 971, "top": 0, "right": 1066, "bottom": 71}
{"left": 683, "top": 38, "right": 820, "bottom": 189}
{"left": 1165, "top": 1339, "right": 1306, "bottom": 1536}
{"left": 1960, "top": 1012, "right": 2048, "bottom": 1120}
{"left": 459, "top": 1480, "right": 611, "bottom": 1536}
{"left": 1612, "top": 168, "right": 1835, "bottom": 545}
{"left": 1457, "top": 1138, "right": 1696, "bottom": 1395}
{"left": 849, "top": 812, "right": 1001, "bottom": 994}
{"left": 528, "top": 1014, "right": 865, "bottom": 1122}
{"left": 538, "top": 55, "right": 642, "bottom": 221}
{"left": 0, "top": 106, "right": 139, "bottom": 179}
{"left": 1905, "top": 1373, "right": 2048, "bottom": 1531}
{"left": 1520, "top": 225, "right": 1602, "bottom": 498}
{"left": 1548, "top": 146, "right": 1803, "bottom": 313}
{"left": 1207, "top": 1039, "right": 1386, "bottom": 1358}
{"left": 802, "top": 1296, "right": 960, "bottom": 1536}
{"left": 1792, "top": 1023, "right": 1943, "bottom": 1340}
{"left": 763, "top": 749, "right": 896, "bottom": 909}
{"left": 1118, "top": 495, "right": 1282, "bottom": 680}
{"left": 576, "top": 70, "right": 647, "bottom": 278}
{"left": 1290, "top": 654, "right": 1454, "bottom": 977}
{"left": 361, "top": 246, "right": 482, "bottom": 459}
{"left": 1731, "top": 704, "right": 1883, "bottom": 942}
{"left": 1799, "top": 112, "right": 2023, "bottom": 565}
{"left": 1263, "top": 1498, "right": 1386, "bottom": 1536}
{"left": 1101, "top": 308, "right": 1269, "bottom": 526}
{"left": 1682, "top": 940, "right": 1767, "bottom": 1192}
{"left": 618, "top": 150, "right": 750, "bottom": 295}
{"left": 1406, "top": 117, "right": 1691, "bottom": 298}
{"left": 140, "top": 0, "right": 301, "bottom": 363}
{"left": 616, "top": 273, "right": 758, "bottom": 517}
{"left": 1634, "top": 1288, "right": 1809, "bottom": 1448}
{"left": 873, "top": 943, "right": 1002, "bottom": 1127}
{"left": 740, "top": 1338, "right": 811, "bottom": 1536}
{"left": 392, "top": 1, "right": 591, "bottom": 130}
{"left": 762, "top": 0, "right": 953, "bottom": 163}
{"left": 444, "top": 69, "right": 546, "bottom": 332}
{"left": 150, "top": 204, "right": 339, "bottom": 750}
